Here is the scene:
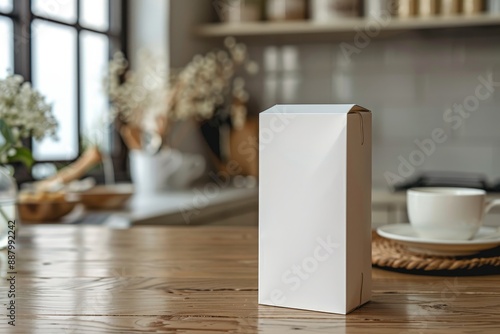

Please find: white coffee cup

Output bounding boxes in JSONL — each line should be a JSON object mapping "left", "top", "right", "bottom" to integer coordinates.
{"left": 407, "top": 187, "right": 500, "bottom": 241}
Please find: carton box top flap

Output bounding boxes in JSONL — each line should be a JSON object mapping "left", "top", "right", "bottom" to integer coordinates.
{"left": 261, "top": 104, "right": 370, "bottom": 115}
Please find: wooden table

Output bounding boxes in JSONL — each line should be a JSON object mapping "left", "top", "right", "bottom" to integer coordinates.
{"left": 1, "top": 225, "right": 500, "bottom": 333}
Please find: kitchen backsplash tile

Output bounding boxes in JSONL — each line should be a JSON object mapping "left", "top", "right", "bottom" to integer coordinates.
{"left": 296, "top": 73, "right": 333, "bottom": 103}
{"left": 420, "top": 70, "right": 483, "bottom": 104}
{"left": 373, "top": 142, "right": 497, "bottom": 188}
{"left": 414, "top": 37, "right": 462, "bottom": 70}
{"left": 462, "top": 36, "right": 500, "bottom": 68}
{"left": 281, "top": 45, "right": 301, "bottom": 71}
{"left": 250, "top": 34, "right": 500, "bottom": 186}
{"left": 457, "top": 100, "right": 500, "bottom": 140}
{"left": 300, "top": 44, "right": 333, "bottom": 72}
{"left": 331, "top": 71, "right": 354, "bottom": 102}
{"left": 383, "top": 38, "right": 423, "bottom": 69}
{"left": 351, "top": 72, "right": 418, "bottom": 105}
{"left": 375, "top": 106, "right": 427, "bottom": 139}
{"left": 280, "top": 75, "right": 301, "bottom": 103}
{"left": 492, "top": 150, "right": 500, "bottom": 181}
{"left": 262, "top": 74, "right": 279, "bottom": 107}
{"left": 372, "top": 143, "right": 423, "bottom": 188}
{"left": 339, "top": 39, "right": 387, "bottom": 70}
{"left": 422, "top": 144, "right": 496, "bottom": 177}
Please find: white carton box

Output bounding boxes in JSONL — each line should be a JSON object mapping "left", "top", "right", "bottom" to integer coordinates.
{"left": 259, "top": 104, "right": 372, "bottom": 314}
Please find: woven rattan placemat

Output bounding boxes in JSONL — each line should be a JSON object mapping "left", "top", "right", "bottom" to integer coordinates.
{"left": 372, "top": 231, "right": 500, "bottom": 276}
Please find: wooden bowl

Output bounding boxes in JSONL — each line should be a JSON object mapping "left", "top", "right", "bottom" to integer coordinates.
{"left": 18, "top": 199, "right": 78, "bottom": 222}
{"left": 79, "top": 184, "right": 133, "bottom": 210}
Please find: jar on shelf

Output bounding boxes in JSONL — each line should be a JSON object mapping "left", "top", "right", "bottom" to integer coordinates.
{"left": 0, "top": 167, "right": 17, "bottom": 250}
{"left": 364, "top": 0, "right": 394, "bottom": 18}
{"left": 488, "top": 0, "right": 500, "bottom": 13}
{"left": 441, "top": 0, "right": 462, "bottom": 15}
{"left": 266, "top": 0, "right": 307, "bottom": 21}
{"left": 419, "top": 0, "right": 440, "bottom": 16}
{"left": 463, "top": 0, "right": 485, "bottom": 15}
{"left": 310, "top": 0, "right": 361, "bottom": 21}
{"left": 218, "top": 0, "right": 263, "bottom": 23}
{"left": 397, "top": 0, "right": 418, "bottom": 17}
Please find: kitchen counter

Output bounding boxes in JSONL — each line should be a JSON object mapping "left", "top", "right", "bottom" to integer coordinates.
{"left": 128, "top": 186, "right": 258, "bottom": 226}
{"left": 3, "top": 224, "right": 500, "bottom": 333}
{"left": 61, "top": 186, "right": 258, "bottom": 228}
{"left": 44, "top": 187, "right": 499, "bottom": 228}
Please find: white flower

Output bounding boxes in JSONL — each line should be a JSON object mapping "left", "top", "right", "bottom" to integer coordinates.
{"left": 168, "top": 39, "right": 258, "bottom": 126}
{"left": 104, "top": 51, "right": 168, "bottom": 128}
{"left": 0, "top": 74, "right": 58, "bottom": 146}
{"left": 104, "top": 40, "right": 258, "bottom": 132}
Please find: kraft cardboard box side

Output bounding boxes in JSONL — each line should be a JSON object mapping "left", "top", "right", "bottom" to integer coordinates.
{"left": 258, "top": 104, "right": 372, "bottom": 315}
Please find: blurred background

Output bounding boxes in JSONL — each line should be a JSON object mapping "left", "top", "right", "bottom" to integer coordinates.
{"left": 1, "top": 0, "right": 500, "bottom": 229}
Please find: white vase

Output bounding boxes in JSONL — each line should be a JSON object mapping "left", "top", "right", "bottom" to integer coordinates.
{"left": 129, "top": 148, "right": 206, "bottom": 194}
{"left": 364, "top": 0, "right": 392, "bottom": 18}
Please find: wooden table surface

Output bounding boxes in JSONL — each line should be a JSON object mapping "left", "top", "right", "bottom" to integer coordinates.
{"left": 1, "top": 225, "right": 500, "bottom": 333}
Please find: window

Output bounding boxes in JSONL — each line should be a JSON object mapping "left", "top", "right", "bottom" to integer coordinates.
{"left": 0, "top": 0, "right": 127, "bottom": 164}
{"left": 0, "top": 1, "right": 13, "bottom": 78}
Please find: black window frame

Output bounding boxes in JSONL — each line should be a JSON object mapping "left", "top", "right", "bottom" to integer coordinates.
{"left": 0, "top": 0, "right": 129, "bottom": 183}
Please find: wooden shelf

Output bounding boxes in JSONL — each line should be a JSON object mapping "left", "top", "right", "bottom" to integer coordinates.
{"left": 196, "top": 14, "right": 500, "bottom": 39}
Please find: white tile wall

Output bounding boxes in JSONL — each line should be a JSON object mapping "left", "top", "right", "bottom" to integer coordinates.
{"left": 490, "top": 146, "right": 500, "bottom": 181}
{"left": 300, "top": 44, "right": 333, "bottom": 72}
{"left": 250, "top": 34, "right": 500, "bottom": 187}
{"left": 298, "top": 71, "right": 333, "bottom": 103}
{"left": 422, "top": 144, "right": 496, "bottom": 176}
{"left": 420, "top": 70, "right": 481, "bottom": 105}
{"left": 372, "top": 142, "right": 423, "bottom": 188}
{"left": 376, "top": 105, "right": 426, "bottom": 139}
{"left": 462, "top": 36, "right": 500, "bottom": 69}
{"left": 459, "top": 99, "right": 500, "bottom": 140}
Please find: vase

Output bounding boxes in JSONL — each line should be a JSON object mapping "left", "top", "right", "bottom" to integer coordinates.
{"left": 310, "top": 0, "right": 361, "bottom": 21}
{"left": 129, "top": 148, "right": 206, "bottom": 194}
{"left": 0, "top": 166, "right": 17, "bottom": 250}
{"left": 218, "top": 0, "right": 263, "bottom": 23}
{"left": 266, "top": 0, "right": 307, "bottom": 21}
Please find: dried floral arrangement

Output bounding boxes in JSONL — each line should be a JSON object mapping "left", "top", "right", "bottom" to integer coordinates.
{"left": 105, "top": 50, "right": 168, "bottom": 129}
{"left": 0, "top": 75, "right": 58, "bottom": 166}
{"left": 104, "top": 37, "right": 258, "bottom": 152}
{"left": 168, "top": 37, "right": 258, "bottom": 129}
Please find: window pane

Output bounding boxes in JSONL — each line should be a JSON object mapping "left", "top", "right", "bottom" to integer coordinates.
{"left": 80, "top": 0, "right": 109, "bottom": 31}
{"left": 32, "top": 0, "right": 77, "bottom": 24}
{"left": 0, "top": 0, "right": 12, "bottom": 13}
{"left": 32, "top": 20, "right": 78, "bottom": 161}
{"left": 0, "top": 17, "right": 13, "bottom": 78}
{"left": 80, "top": 31, "right": 110, "bottom": 150}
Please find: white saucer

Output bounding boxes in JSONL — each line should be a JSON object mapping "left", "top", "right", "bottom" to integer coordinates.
{"left": 377, "top": 224, "right": 500, "bottom": 256}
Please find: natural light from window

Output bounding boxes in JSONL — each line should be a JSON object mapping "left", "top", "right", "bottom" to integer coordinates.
{"left": 30, "top": 0, "right": 111, "bottom": 161}
{"left": 32, "top": 0, "right": 77, "bottom": 23}
{"left": 81, "top": 31, "right": 110, "bottom": 150}
{"left": 80, "top": 0, "right": 109, "bottom": 31}
{"left": 1, "top": 0, "right": 114, "bottom": 162}
{"left": 0, "top": 17, "right": 13, "bottom": 78}
{"left": 0, "top": 0, "right": 12, "bottom": 13}
{"left": 32, "top": 20, "right": 78, "bottom": 161}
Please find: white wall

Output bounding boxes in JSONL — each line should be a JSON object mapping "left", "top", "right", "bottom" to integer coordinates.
{"left": 127, "top": 0, "right": 208, "bottom": 159}
{"left": 168, "top": 0, "right": 215, "bottom": 69}
{"left": 243, "top": 33, "right": 500, "bottom": 189}
{"left": 132, "top": 1, "right": 500, "bottom": 190}
{"left": 128, "top": 0, "right": 170, "bottom": 66}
